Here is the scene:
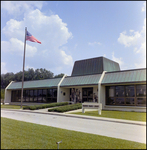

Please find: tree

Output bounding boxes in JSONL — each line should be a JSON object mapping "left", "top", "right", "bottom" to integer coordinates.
{"left": 1, "top": 68, "right": 55, "bottom": 89}
{"left": 34, "top": 68, "right": 54, "bottom": 80}
{"left": 1, "top": 72, "right": 14, "bottom": 89}
{"left": 1, "top": 89, "right": 5, "bottom": 99}
{"left": 54, "top": 73, "right": 65, "bottom": 78}
{"left": 14, "top": 71, "right": 22, "bottom": 81}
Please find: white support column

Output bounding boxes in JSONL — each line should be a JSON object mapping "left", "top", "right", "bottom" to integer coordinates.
{"left": 57, "top": 75, "right": 67, "bottom": 103}
{"left": 98, "top": 71, "right": 106, "bottom": 115}
{"left": 4, "top": 81, "right": 15, "bottom": 104}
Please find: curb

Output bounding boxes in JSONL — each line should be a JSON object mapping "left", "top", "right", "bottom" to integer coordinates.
{"left": 1, "top": 108, "right": 146, "bottom": 126}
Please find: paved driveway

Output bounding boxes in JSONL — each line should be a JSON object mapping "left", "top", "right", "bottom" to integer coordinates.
{"left": 1, "top": 109, "right": 146, "bottom": 144}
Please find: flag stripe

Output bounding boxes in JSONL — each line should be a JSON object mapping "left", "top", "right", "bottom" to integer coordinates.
{"left": 26, "top": 31, "right": 41, "bottom": 44}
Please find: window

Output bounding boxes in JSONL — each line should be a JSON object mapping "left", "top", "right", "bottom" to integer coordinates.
{"left": 53, "top": 89, "right": 57, "bottom": 97}
{"left": 17, "top": 90, "right": 21, "bottom": 102}
{"left": 137, "top": 98, "right": 146, "bottom": 106}
{"left": 109, "top": 87, "right": 115, "bottom": 97}
{"left": 11, "top": 88, "right": 57, "bottom": 103}
{"left": 115, "top": 86, "right": 125, "bottom": 97}
{"left": 23, "top": 90, "right": 26, "bottom": 101}
{"left": 136, "top": 85, "right": 146, "bottom": 106}
{"left": 126, "top": 98, "right": 135, "bottom": 105}
{"left": 42, "top": 89, "right": 47, "bottom": 102}
{"left": 106, "top": 84, "right": 146, "bottom": 106}
{"left": 136, "top": 85, "right": 146, "bottom": 97}
{"left": 26, "top": 90, "right": 29, "bottom": 101}
{"left": 34, "top": 90, "right": 38, "bottom": 102}
{"left": 29, "top": 90, "right": 33, "bottom": 101}
{"left": 11, "top": 91, "right": 16, "bottom": 102}
{"left": 125, "top": 86, "right": 135, "bottom": 97}
{"left": 106, "top": 97, "right": 115, "bottom": 105}
{"left": 38, "top": 89, "right": 42, "bottom": 102}
{"left": 116, "top": 98, "right": 125, "bottom": 105}
{"left": 47, "top": 89, "right": 53, "bottom": 97}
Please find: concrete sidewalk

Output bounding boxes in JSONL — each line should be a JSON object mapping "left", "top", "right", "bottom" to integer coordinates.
{"left": 1, "top": 108, "right": 146, "bottom": 126}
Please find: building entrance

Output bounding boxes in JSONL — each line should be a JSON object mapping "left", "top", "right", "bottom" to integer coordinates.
{"left": 82, "top": 87, "right": 93, "bottom": 102}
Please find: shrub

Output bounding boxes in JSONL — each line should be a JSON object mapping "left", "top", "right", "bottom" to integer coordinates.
{"left": 29, "top": 106, "right": 36, "bottom": 110}
{"left": 48, "top": 103, "right": 82, "bottom": 113}
{"left": 22, "top": 102, "right": 68, "bottom": 110}
{"left": 23, "top": 106, "right": 30, "bottom": 109}
{"left": 35, "top": 105, "right": 43, "bottom": 110}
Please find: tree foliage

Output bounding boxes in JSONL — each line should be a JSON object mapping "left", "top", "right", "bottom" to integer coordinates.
{"left": 1, "top": 89, "right": 5, "bottom": 100}
{"left": 54, "top": 73, "right": 65, "bottom": 78}
{"left": 1, "top": 68, "right": 64, "bottom": 89}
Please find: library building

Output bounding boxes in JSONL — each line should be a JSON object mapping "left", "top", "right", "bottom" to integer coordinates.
{"left": 4, "top": 56, "right": 146, "bottom": 112}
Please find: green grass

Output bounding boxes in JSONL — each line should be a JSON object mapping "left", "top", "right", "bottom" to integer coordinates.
{"left": 71, "top": 110, "right": 146, "bottom": 122}
{"left": 1, "top": 117, "right": 146, "bottom": 149}
{"left": 1, "top": 105, "right": 21, "bottom": 109}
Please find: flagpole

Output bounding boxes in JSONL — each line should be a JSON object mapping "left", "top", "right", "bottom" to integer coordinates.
{"left": 20, "top": 27, "right": 27, "bottom": 108}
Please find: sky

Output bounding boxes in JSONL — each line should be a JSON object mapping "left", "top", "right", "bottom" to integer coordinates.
{"left": 1, "top": 1, "right": 146, "bottom": 76}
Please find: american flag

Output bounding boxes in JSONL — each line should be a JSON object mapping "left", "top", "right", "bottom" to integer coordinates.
{"left": 26, "top": 31, "right": 41, "bottom": 44}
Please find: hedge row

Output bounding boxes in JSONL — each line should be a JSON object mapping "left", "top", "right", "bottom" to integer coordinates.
{"left": 23, "top": 102, "right": 68, "bottom": 110}
{"left": 48, "top": 103, "right": 82, "bottom": 113}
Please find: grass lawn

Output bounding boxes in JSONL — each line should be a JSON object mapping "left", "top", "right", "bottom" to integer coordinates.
{"left": 1, "top": 105, "right": 21, "bottom": 109}
{"left": 1, "top": 117, "right": 146, "bottom": 149}
{"left": 71, "top": 110, "right": 146, "bottom": 122}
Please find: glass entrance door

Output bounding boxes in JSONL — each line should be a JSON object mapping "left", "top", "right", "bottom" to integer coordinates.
{"left": 82, "top": 87, "right": 93, "bottom": 102}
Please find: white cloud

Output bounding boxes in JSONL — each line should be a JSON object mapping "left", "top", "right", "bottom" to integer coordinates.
{"left": 142, "top": 2, "right": 146, "bottom": 12}
{"left": 2, "top": 19, "right": 24, "bottom": 38}
{"left": 2, "top": 7, "right": 73, "bottom": 75}
{"left": 1, "top": 62, "right": 8, "bottom": 74}
{"left": 134, "top": 41, "right": 146, "bottom": 68}
{"left": 118, "top": 30, "right": 142, "bottom": 47}
{"left": 112, "top": 52, "right": 124, "bottom": 66}
{"left": 88, "top": 41, "right": 102, "bottom": 46}
{"left": 1, "top": 38, "right": 37, "bottom": 57}
{"left": 118, "top": 18, "right": 146, "bottom": 57}
{"left": 118, "top": 2, "right": 146, "bottom": 50}
{"left": 117, "top": 3, "right": 146, "bottom": 70}
{"left": 1, "top": 1, "right": 44, "bottom": 16}
{"left": 60, "top": 50, "right": 73, "bottom": 66}
{"left": 134, "top": 41, "right": 146, "bottom": 54}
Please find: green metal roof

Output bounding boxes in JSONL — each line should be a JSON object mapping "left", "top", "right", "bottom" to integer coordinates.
{"left": 101, "top": 68, "right": 146, "bottom": 84}
{"left": 7, "top": 78, "right": 62, "bottom": 90}
{"left": 103, "top": 57, "right": 120, "bottom": 72}
{"left": 60, "top": 74, "right": 101, "bottom": 87}
{"left": 71, "top": 57, "right": 120, "bottom": 76}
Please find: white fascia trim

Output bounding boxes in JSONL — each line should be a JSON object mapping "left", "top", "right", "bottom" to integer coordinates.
{"left": 4, "top": 81, "right": 15, "bottom": 103}
{"left": 5, "top": 81, "right": 15, "bottom": 90}
{"left": 58, "top": 75, "right": 67, "bottom": 87}
{"left": 98, "top": 71, "right": 106, "bottom": 104}
{"left": 57, "top": 75, "right": 67, "bottom": 102}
